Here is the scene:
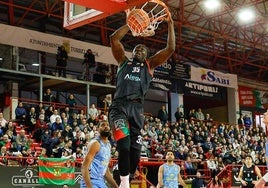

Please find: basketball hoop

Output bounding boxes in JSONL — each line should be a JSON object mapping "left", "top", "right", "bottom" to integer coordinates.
{"left": 126, "top": 0, "right": 170, "bottom": 37}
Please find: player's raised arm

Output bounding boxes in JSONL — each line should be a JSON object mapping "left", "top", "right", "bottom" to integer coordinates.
{"left": 149, "top": 11, "right": 175, "bottom": 69}
{"left": 110, "top": 24, "right": 129, "bottom": 65}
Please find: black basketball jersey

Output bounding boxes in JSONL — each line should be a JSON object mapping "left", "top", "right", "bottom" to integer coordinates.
{"left": 113, "top": 58, "right": 152, "bottom": 101}
{"left": 242, "top": 165, "right": 257, "bottom": 183}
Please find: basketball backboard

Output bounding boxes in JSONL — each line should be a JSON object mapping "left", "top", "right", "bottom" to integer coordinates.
{"left": 63, "top": 0, "right": 150, "bottom": 30}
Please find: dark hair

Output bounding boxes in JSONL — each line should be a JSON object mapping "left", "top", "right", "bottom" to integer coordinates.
{"left": 165, "top": 149, "right": 174, "bottom": 156}
{"left": 245, "top": 154, "right": 253, "bottom": 160}
{"left": 98, "top": 120, "right": 109, "bottom": 127}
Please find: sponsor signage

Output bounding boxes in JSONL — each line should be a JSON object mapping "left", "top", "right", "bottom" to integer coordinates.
{"left": 191, "top": 66, "right": 238, "bottom": 89}
{"left": 178, "top": 80, "right": 226, "bottom": 100}
{"left": 152, "top": 60, "right": 190, "bottom": 92}
{"left": 150, "top": 74, "right": 176, "bottom": 92}
{"left": 238, "top": 85, "right": 268, "bottom": 109}
{"left": 154, "top": 60, "right": 190, "bottom": 79}
{"left": 0, "top": 24, "right": 132, "bottom": 65}
{"left": 0, "top": 166, "right": 82, "bottom": 187}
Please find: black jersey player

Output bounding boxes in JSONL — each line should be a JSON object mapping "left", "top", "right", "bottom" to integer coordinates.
{"left": 109, "top": 11, "right": 175, "bottom": 188}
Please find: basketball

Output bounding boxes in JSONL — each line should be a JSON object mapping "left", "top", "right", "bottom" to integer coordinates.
{"left": 127, "top": 9, "right": 150, "bottom": 36}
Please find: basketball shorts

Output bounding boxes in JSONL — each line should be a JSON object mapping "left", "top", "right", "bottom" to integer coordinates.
{"left": 109, "top": 99, "right": 144, "bottom": 149}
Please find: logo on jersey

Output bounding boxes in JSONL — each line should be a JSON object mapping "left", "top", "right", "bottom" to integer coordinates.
{"left": 124, "top": 66, "right": 141, "bottom": 81}
{"left": 136, "top": 135, "right": 143, "bottom": 145}
{"left": 132, "top": 67, "right": 140, "bottom": 73}
{"left": 124, "top": 74, "right": 141, "bottom": 81}
{"left": 114, "top": 119, "right": 125, "bottom": 130}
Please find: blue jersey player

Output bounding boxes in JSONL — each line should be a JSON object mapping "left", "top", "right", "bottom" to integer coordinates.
{"left": 80, "top": 121, "right": 118, "bottom": 188}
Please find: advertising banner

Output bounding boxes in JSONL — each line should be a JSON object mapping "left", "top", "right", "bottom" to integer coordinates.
{"left": 0, "top": 166, "right": 81, "bottom": 187}
{"left": 178, "top": 80, "right": 226, "bottom": 100}
{"left": 0, "top": 24, "right": 132, "bottom": 65}
{"left": 238, "top": 85, "right": 268, "bottom": 109}
{"left": 152, "top": 60, "right": 190, "bottom": 92}
{"left": 150, "top": 74, "right": 175, "bottom": 92}
{"left": 191, "top": 66, "right": 238, "bottom": 89}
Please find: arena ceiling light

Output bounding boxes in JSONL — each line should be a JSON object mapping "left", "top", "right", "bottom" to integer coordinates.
{"left": 203, "top": 0, "right": 221, "bottom": 12}
{"left": 237, "top": 7, "right": 255, "bottom": 24}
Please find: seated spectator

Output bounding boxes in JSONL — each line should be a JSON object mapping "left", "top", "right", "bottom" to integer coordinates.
{"left": 43, "top": 88, "right": 56, "bottom": 105}
{"left": 183, "top": 156, "right": 196, "bottom": 176}
{"left": 243, "top": 114, "right": 252, "bottom": 130}
{"left": 191, "top": 171, "right": 206, "bottom": 188}
{"left": 203, "top": 137, "right": 213, "bottom": 154}
{"left": 15, "top": 101, "right": 27, "bottom": 126}
{"left": 157, "top": 105, "right": 168, "bottom": 125}
{"left": 72, "top": 145, "right": 84, "bottom": 160}
{"left": 72, "top": 130, "right": 85, "bottom": 152}
{"left": 45, "top": 106, "right": 54, "bottom": 122}
{"left": 15, "top": 129, "right": 28, "bottom": 152}
{"left": 61, "top": 148, "right": 73, "bottom": 159}
{"left": 0, "top": 134, "right": 11, "bottom": 150}
{"left": 176, "top": 147, "right": 187, "bottom": 160}
{"left": 39, "top": 147, "right": 48, "bottom": 158}
{"left": 21, "top": 147, "right": 36, "bottom": 166}
{"left": 50, "top": 109, "right": 61, "bottom": 124}
{"left": 88, "top": 125, "right": 98, "bottom": 140}
{"left": 6, "top": 130, "right": 16, "bottom": 145}
{"left": 62, "top": 125, "right": 74, "bottom": 141}
{"left": 206, "top": 155, "right": 218, "bottom": 177}
{"left": 188, "top": 109, "right": 196, "bottom": 119}
{"left": 48, "top": 131, "right": 64, "bottom": 158}
{"left": 0, "top": 112, "right": 7, "bottom": 132}
{"left": 111, "top": 146, "right": 118, "bottom": 159}
{"left": 237, "top": 114, "right": 244, "bottom": 127}
{"left": 41, "top": 129, "right": 52, "bottom": 150}
{"left": 62, "top": 117, "right": 70, "bottom": 128}
{"left": 77, "top": 110, "right": 87, "bottom": 122}
{"left": 140, "top": 134, "right": 151, "bottom": 157}
{"left": 0, "top": 146, "right": 9, "bottom": 166}
{"left": 88, "top": 103, "right": 98, "bottom": 119}
{"left": 192, "top": 131, "right": 204, "bottom": 145}
{"left": 205, "top": 113, "right": 213, "bottom": 122}
{"left": 209, "top": 175, "right": 223, "bottom": 188}
{"left": 33, "top": 114, "right": 49, "bottom": 142}
{"left": 50, "top": 117, "right": 64, "bottom": 133}
{"left": 66, "top": 93, "right": 76, "bottom": 115}
{"left": 195, "top": 108, "right": 205, "bottom": 121}
{"left": 87, "top": 115, "right": 98, "bottom": 126}
{"left": 217, "top": 156, "right": 225, "bottom": 171}
{"left": 63, "top": 139, "right": 73, "bottom": 152}
{"left": 35, "top": 102, "right": 45, "bottom": 118}
{"left": 196, "top": 153, "right": 206, "bottom": 170}
{"left": 174, "top": 107, "right": 184, "bottom": 122}
{"left": 223, "top": 150, "right": 237, "bottom": 164}
{"left": 204, "top": 149, "right": 214, "bottom": 160}
{"left": 79, "top": 118, "right": 88, "bottom": 131}
{"left": 25, "top": 106, "right": 37, "bottom": 135}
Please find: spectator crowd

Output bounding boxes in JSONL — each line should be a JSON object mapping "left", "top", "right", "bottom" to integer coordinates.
{"left": 0, "top": 98, "right": 266, "bottom": 185}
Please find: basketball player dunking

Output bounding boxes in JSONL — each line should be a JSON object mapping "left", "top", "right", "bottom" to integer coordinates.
{"left": 108, "top": 10, "right": 175, "bottom": 188}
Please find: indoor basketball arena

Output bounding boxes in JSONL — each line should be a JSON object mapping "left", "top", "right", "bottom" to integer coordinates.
{"left": 0, "top": 0, "right": 268, "bottom": 187}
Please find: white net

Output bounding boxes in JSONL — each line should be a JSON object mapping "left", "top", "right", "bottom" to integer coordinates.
{"left": 126, "top": 0, "right": 169, "bottom": 37}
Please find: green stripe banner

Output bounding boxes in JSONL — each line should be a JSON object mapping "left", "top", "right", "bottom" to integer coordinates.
{"left": 38, "top": 157, "right": 75, "bottom": 185}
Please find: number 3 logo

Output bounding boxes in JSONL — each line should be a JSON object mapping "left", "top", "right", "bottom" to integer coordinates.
{"left": 136, "top": 135, "right": 142, "bottom": 145}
